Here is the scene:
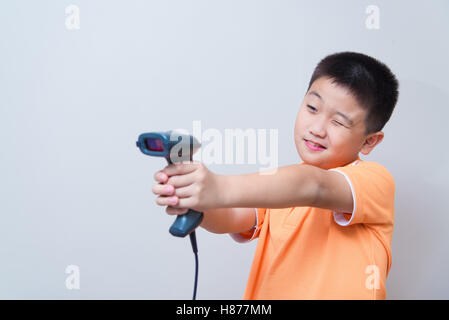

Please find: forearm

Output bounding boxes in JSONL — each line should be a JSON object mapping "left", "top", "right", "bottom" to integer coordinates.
{"left": 200, "top": 207, "right": 256, "bottom": 234}
{"left": 219, "top": 164, "right": 321, "bottom": 209}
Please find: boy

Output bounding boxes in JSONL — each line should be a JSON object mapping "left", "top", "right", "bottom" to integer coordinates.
{"left": 151, "top": 51, "right": 399, "bottom": 299}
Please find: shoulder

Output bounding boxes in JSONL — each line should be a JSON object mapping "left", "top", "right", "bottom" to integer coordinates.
{"left": 330, "top": 160, "right": 396, "bottom": 206}
{"left": 354, "top": 160, "right": 395, "bottom": 187}
{"left": 319, "top": 159, "right": 395, "bottom": 226}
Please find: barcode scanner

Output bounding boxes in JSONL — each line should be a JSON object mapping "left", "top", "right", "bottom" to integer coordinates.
{"left": 136, "top": 130, "right": 202, "bottom": 299}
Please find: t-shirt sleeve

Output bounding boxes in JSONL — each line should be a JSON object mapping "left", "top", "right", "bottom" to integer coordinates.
{"left": 229, "top": 208, "right": 267, "bottom": 243}
{"left": 328, "top": 161, "right": 395, "bottom": 227}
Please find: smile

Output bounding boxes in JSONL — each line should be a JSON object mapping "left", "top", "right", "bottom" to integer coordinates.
{"left": 304, "top": 139, "right": 326, "bottom": 151}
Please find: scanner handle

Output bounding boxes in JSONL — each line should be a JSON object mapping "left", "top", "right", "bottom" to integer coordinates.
{"left": 165, "top": 154, "right": 204, "bottom": 237}
{"left": 169, "top": 209, "right": 204, "bottom": 238}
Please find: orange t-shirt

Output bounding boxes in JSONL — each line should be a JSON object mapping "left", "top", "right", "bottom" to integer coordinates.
{"left": 230, "top": 157, "right": 395, "bottom": 299}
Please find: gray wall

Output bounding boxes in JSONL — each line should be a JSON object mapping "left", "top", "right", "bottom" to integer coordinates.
{"left": 0, "top": 0, "right": 448, "bottom": 299}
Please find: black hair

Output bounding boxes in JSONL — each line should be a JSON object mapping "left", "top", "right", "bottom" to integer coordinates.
{"left": 307, "top": 51, "right": 399, "bottom": 135}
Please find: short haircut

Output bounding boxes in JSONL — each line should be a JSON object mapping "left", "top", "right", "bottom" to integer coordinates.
{"left": 307, "top": 51, "right": 399, "bottom": 135}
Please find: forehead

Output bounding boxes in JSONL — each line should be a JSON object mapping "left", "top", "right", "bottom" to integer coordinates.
{"left": 307, "top": 77, "right": 366, "bottom": 123}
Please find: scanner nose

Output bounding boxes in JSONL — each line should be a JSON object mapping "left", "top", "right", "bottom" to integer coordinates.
{"left": 145, "top": 138, "right": 165, "bottom": 152}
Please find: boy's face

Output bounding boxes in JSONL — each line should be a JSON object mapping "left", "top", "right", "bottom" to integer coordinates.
{"left": 294, "top": 76, "right": 384, "bottom": 170}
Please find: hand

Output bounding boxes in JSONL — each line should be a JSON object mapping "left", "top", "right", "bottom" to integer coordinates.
{"left": 152, "top": 169, "right": 189, "bottom": 216}
{"left": 152, "top": 161, "right": 223, "bottom": 213}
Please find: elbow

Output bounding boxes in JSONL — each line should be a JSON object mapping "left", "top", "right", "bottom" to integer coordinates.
{"left": 199, "top": 221, "right": 229, "bottom": 234}
{"left": 304, "top": 165, "right": 325, "bottom": 208}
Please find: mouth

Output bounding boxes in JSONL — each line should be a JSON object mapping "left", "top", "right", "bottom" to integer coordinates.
{"left": 304, "top": 139, "right": 326, "bottom": 151}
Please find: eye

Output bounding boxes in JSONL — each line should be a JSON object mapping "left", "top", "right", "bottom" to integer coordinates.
{"left": 307, "top": 105, "right": 316, "bottom": 112}
{"left": 333, "top": 120, "right": 344, "bottom": 126}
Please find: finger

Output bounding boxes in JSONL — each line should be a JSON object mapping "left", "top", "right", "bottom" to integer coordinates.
{"left": 153, "top": 171, "right": 168, "bottom": 183}
{"left": 166, "top": 170, "right": 197, "bottom": 188}
{"left": 152, "top": 183, "right": 174, "bottom": 196}
{"left": 156, "top": 195, "right": 179, "bottom": 207}
{"left": 163, "top": 162, "right": 199, "bottom": 177}
{"left": 172, "top": 184, "right": 196, "bottom": 198}
{"left": 166, "top": 206, "right": 189, "bottom": 215}
{"left": 175, "top": 197, "right": 197, "bottom": 210}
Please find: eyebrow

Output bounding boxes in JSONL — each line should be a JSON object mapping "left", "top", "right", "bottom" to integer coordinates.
{"left": 308, "top": 90, "right": 354, "bottom": 126}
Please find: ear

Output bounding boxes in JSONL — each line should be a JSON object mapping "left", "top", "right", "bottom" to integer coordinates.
{"left": 360, "top": 131, "right": 384, "bottom": 155}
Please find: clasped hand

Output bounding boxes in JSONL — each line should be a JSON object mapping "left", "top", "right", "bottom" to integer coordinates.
{"left": 152, "top": 161, "right": 222, "bottom": 214}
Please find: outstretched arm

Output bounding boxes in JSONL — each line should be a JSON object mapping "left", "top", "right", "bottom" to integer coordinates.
{"left": 220, "top": 164, "right": 320, "bottom": 209}
{"left": 156, "top": 161, "right": 321, "bottom": 211}
{"left": 153, "top": 161, "right": 354, "bottom": 233}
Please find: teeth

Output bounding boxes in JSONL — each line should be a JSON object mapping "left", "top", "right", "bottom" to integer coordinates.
{"left": 310, "top": 141, "right": 322, "bottom": 148}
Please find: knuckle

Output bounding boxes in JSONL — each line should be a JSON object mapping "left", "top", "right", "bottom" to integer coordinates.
{"left": 167, "top": 176, "right": 175, "bottom": 186}
{"left": 191, "top": 197, "right": 199, "bottom": 208}
{"left": 198, "top": 169, "right": 206, "bottom": 181}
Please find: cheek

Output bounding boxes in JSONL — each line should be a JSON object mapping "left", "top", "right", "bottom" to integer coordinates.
{"left": 330, "top": 131, "right": 352, "bottom": 149}
{"left": 294, "top": 116, "right": 304, "bottom": 140}
{"left": 294, "top": 108, "right": 307, "bottom": 131}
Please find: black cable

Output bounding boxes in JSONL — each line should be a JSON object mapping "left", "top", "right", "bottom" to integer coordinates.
{"left": 192, "top": 251, "right": 199, "bottom": 300}
{"left": 189, "top": 231, "right": 199, "bottom": 300}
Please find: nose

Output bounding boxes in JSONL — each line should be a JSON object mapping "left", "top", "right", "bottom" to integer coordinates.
{"left": 309, "top": 116, "right": 327, "bottom": 139}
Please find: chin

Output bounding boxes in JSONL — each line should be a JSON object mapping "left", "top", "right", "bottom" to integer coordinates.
{"left": 298, "top": 150, "right": 327, "bottom": 167}
{"left": 298, "top": 151, "right": 316, "bottom": 164}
